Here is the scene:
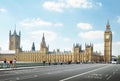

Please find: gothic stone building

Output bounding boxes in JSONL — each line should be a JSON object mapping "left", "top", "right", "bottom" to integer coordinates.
{"left": 0, "top": 22, "right": 112, "bottom": 63}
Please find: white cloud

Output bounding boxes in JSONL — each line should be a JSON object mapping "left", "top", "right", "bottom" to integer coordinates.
{"left": 21, "top": 39, "right": 32, "bottom": 51}
{"left": 0, "top": 40, "right": 8, "bottom": 50}
{"left": 0, "top": 8, "right": 7, "bottom": 13}
{"left": 63, "top": 38, "right": 71, "bottom": 42}
{"left": 66, "top": 0, "right": 93, "bottom": 8}
{"left": 31, "top": 30, "right": 57, "bottom": 41}
{"left": 19, "top": 18, "right": 52, "bottom": 28}
{"left": 42, "top": 1, "right": 65, "bottom": 12}
{"left": 112, "top": 41, "right": 120, "bottom": 56}
{"left": 54, "top": 23, "right": 63, "bottom": 27}
{"left": 96, "top": 2, "right": 102, "bottom": 7}
{"left": 117, "top": 16, "right": 120, "bottom": 23}
{"left": 77, "top": 23, "right": 92, "bottom": 30}
{"left": 43, "top": 0, "right": 102, "bottom": 12}
{"left": 19, "top": 18, "right": 63, "bottom": 28}
{"left": 79, "top": 30, "right": 104, "bottom": 40}
{"left": 94, "top": 43, "right": 104, "bottom": 54}
{"left": 113, "top": 41, "right": 120, "bottom": 45}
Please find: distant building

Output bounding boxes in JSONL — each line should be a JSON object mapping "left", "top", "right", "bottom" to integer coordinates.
{"left": 0, "top": 21, "right": 113, "bottom": 63}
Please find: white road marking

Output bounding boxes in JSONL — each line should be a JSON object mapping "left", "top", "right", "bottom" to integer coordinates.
{"left": 9, "top": 80, "right": 13, "bottom": 81}
{"left": 46, "top": 65, "right": 101, "bottom": 75}
{"left": 47, "top": 71, "right": 62, "bottom": 74}
{"left": 86, "top": 73, "right": 103, "bottom": 79}
{"left": 47, "top": 69, "right": 76, "bottom": 75}
{"left": 106, "top": 75, "right": 112, "bottom": 80}
{"left": 116, "top": 69, "right": 118, "bottom": 71}
{"left": 46, "top": 64, "right": 103, "bottom": 75}
{"left": 59, "top": 65, "right": 110, "bottom": 81}
{"left": 34, "top": 75, "right": 38, "bottom": 77}
{"left": 105, "top": 74, "right": 109, "bottom": 77}
{"left": 16, "top": 77, "right": 20, "bottom": 80}
{"left": 113, "top": 72, "right": 116, "bottom": 75}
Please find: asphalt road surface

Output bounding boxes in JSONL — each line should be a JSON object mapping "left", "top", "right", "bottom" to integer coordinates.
{"left": 0, "top": 64, "right": 120, "bottom": 81}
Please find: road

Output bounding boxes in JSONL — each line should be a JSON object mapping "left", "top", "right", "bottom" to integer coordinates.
{"left": 0, "top": 64, "right": 120, "bottom": 81}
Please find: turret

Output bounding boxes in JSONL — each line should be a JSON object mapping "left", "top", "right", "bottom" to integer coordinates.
{"left": 9, "top": 30, "right": 11, "bottom": 36}
{"left": 13, "top": 29, "right": 17, "bottom": 35}
{"left": 40, "top": 33, "right": 46, "bottom": 49}
{"left": 85, "top": 43, "right": 93, "bottom": 51}
{"left": 13, "top": 24, "right": 17, "bottom": 35}
{"left": 19, "top": 31, "right": 21, "bottom": 36}
{"left": 73, "top": 43, "right": 81, "bottom": 53}
{"left": 31, "top": 42, "right": 35, "bottom": 51}
{"left": 9, "top": 25, "right": 21, "bottom": 51}
{"left": 85, "top": 43, "right": 93, "bottom": 62}
{"left": 40, "top": 33, "right": 48, "bottom": 54}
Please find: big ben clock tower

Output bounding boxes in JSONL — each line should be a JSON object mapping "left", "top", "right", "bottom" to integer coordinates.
{"left": 104, "top": 20, "right": 112, "bottom": 63}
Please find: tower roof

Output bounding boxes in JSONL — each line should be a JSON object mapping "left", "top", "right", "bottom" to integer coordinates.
{"left": 42, "top": 33, "right": 45, "bottom": 41}
{"left": 106, "top": 19, "right": 111, "bottom": 31}
{"left": 31, "top": 42, "right": 35, "bottom": 51}
{"left": 10, "top": 25, "right": 21, "bottom": 37}
{"left": 41, "top": 33, "right": 46, "bottom": 48}
{"left": 13, "top": 24, "right": 17, "bottom": 35}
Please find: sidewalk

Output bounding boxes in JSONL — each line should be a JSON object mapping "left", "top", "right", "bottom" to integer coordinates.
{"left": 0, "top": 65, "right": 48, "bottom": 71}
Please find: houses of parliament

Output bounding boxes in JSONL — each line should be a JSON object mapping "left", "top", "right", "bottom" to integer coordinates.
{"left": 0, "top": 21, "right": 112, "bottom": 63}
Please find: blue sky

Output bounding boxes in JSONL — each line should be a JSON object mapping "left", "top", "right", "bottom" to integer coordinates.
{"left": 0, "top": 0, "right": 120, "bottom": 56}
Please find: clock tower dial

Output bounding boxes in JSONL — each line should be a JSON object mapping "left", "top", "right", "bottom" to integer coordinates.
{"left": 104, "top": 20, "right": 112, "bottom": 63}
{"left": 106, "top": 35, "right": 109, "bottom": 39}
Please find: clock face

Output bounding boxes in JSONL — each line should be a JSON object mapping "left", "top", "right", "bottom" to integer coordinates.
{"left": 106, "top": 35, "right": 109, "bottom": 39}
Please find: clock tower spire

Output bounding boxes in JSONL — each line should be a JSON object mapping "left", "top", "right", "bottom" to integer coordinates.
{"left": 106, "top": 19, "right": 110, "bottom": 31}
{"left": 104, "top": 20, "right": 112, "bottom": 63}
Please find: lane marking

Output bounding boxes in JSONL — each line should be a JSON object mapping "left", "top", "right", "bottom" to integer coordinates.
{"left": 112, "top": 72, "right": 115, "bottom": 75}
{"left": 105, "top": 74, "right": 109, "bottom": 77}
{"left": 86, "top": 73, "right": 103, "bottom": 79}
{"left": 106, "top": 75, "right": 112, "bottom": 80}
{"left": 34, "top": 75, "right": 38, "bottom": 77}
{"left": 59, "top": 65, "right": 110, "bottom": 81}
{"left": 47, "top": 71, "right": 62, "bottom": 74}
{"left": 116, "top": 69, "right": 118, "bottom": 71}
{"left": 46, "top": 64, "right": 104, "bottom": 75}
{"left": 16, "top": 77, "right": 20, "bottom": 80}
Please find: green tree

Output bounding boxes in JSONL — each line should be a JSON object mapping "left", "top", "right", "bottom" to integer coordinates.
{"left": 118, "top": 55, "right": 120, "bottom": 63}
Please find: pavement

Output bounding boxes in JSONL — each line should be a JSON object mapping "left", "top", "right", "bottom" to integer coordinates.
{"left": 0, "top": 64, "right": 120, "bottom": 81}
{"left": 0, "top": 65, "right": 48, "bottom": 71}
